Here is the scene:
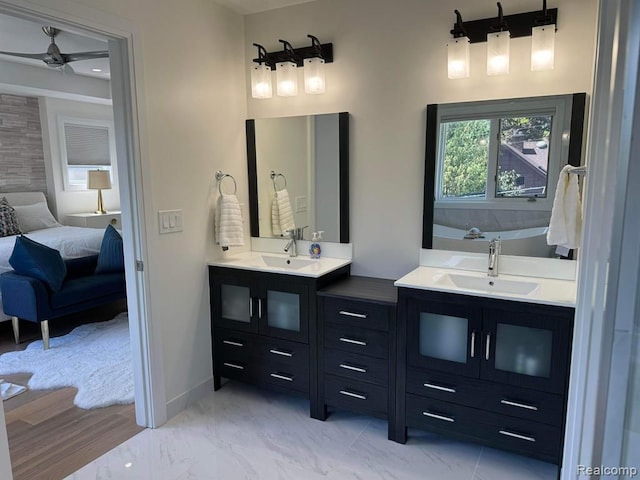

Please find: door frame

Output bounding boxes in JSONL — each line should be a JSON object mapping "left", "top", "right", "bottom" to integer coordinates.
{"left": 0, "top": 0, "right": 166, "bottom": 435}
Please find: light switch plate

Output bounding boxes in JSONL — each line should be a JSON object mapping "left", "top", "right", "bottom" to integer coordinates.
{"left": 159, "top": 209, "right": 183, "bottom": 234}
{"left": 295, "top": 196, "right": 307, "bottom": 213}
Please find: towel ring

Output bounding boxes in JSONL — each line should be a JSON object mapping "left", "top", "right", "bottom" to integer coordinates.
{"left": 215, "top": 170, "right": 237, "bottom": 195}
{"left": 270, "top": 170, "right": 287, "bottom": 192}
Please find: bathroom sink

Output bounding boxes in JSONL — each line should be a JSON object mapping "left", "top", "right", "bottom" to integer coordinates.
{"left": 437, "top": 273, "right": 540, "bottom": 296}
{"left": 260, "top": 255, "right": 315, "bottom": 270}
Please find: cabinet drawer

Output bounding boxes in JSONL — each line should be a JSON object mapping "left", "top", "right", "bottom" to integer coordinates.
{"left": 325, "top": 374, "right": 388, "bottom": 416}
{"left": 259, "top": 337, "right": 309, "bottom": 367}
{"left": 324, "top": 323, "right": 388, "bottom": 359}
{"left": 324, "top": 349, "right": 388, "bottom": 386}
{"left": 407, "top": 367, "right": 564, "bottom": 426}
{"left": 213, "top": 328, "right": 260, "bottom": 363}
{"left": 323, "top": 298, "right": 389, "bottom": 331}
{"left": 217, "top": 358, "right": 256, "bottom": 383}
{"left": 260, "top": 361, "right": 309, "bottom": 394}
{"left": 406, "top": 394, "right": 562, "bottom": 462}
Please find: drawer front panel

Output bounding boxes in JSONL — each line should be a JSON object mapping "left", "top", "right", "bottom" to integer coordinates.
{"left": 214, "top": 328, "right": 259, "bottom": 364}
{"left": 259, "top": 337, "right": 309, "bottom": 370}
{"left": 323, "top": 298, "right": 389, "bottom": 331}
{"left": 260, "top": 361, "right": 309, "bottom": 394}
{"left": 217, "top": 358, "right": 256, "bottom": 383}
{"left": 324, "top": 323, "right": 388, "bottom": 359}
{"left": 406, "top": 394, "right": 561, "bottom": 461}
{"left": 324, "top": 374, "right": 388, "bottom": 416}
{"left": 324, "top": 349, "right": 388, "bottom": 386}
{"left": 407, "top": 368, "right": 564, "bottom": 426}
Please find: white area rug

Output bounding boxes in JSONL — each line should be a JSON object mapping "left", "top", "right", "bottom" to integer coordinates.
{"left": 0, "top": 313, "right": 134, "bottom": 409}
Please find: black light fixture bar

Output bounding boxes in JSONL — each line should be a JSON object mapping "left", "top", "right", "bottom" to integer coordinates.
{"left": 252, "top": 36, "right": 333, "bottom": 69}
{"left": 452, "top": 7, "right": 557, "bottom": 44}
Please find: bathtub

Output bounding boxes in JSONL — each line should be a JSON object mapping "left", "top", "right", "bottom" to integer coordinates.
{"left": 432, "top": 224, "right": 555, "bottom": 257}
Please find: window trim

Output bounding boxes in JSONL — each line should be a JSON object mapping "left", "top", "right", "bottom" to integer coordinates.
{"left": 58, "top": 115, "right": 117, "bottom": 192}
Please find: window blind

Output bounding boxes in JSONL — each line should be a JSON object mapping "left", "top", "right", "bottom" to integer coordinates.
{"left": 64, "top": 123, "right": 111, "bottom": 166}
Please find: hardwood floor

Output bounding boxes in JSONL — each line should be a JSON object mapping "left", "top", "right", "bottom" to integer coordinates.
{"left": 0, "top": 301, "right": 145, "bottom": 480}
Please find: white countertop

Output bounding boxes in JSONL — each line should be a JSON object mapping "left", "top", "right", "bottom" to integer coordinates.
{"left": 208, "top": 251, "right": 351, "bottom": 278}
{"left": 395, "top": 266, "right": 577, "bottom": 307}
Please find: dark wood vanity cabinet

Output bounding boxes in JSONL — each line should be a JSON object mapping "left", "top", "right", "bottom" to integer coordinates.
{"left": 396, "top": 287, "right": 574, "bottom": 465}
{"left": 209, "top": 265, "right": 349, "bottom": 418}
{"left": 317, "top": 276, "right": 399, "bottom": 440}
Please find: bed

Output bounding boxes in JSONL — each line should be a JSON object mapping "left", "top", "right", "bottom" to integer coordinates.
{"left": 0, "top": 192, "right": 107, "bottom": 322}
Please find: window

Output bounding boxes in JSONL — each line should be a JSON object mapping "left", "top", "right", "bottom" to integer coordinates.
{"left": 433, "top": 94, "right": 578, "bottom": 211}
{"left": 59, "top": 117, "right": 115, "bottom": 191}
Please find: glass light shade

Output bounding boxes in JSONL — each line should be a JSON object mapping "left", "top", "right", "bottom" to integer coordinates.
{"left": 250, "top": 63, "right": 272, "bottom": 99}
{"left": 487, "top": 31, "right": 510, "bottom": 76}
{"left": 531, "top": 24, "right": 555, "bottom": 71}
{"left": 276, "top": 61, "right": 298, "bottom": 97}
{"left": 303, "top": 57, "right": 326, "bottom": 94}
{"left": 447, "top": 37, "right": 470, "bottom": 79}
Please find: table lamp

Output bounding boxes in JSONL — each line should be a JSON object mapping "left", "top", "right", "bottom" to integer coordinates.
{"left": 87, "top": 169, "right": 112, "bottom": 214}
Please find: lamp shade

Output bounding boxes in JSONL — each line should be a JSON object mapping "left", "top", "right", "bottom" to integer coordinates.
{"left": 250, "top": 63, "right": 273, "bottom": 99}
{"left": 276, "top": 61, "right": 298, "bottom": 97}
{"left": 531, "top": 24, "right": 555, "bottom": 71}
{"left": 304, "top": 57, "right": 326, "bottom": 94}
{"left": 447, "top": 37, "right": 470, "bottom": 79}
{"left": 487, "top": 31, "right": 510, "bottom": 76}
{"left": 87, "top": 169, "right": 112, "bottom": 190}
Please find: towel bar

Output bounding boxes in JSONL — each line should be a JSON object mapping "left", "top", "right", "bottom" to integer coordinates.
{"left": 215, "top": 170, "right": 237, "bottom": 195}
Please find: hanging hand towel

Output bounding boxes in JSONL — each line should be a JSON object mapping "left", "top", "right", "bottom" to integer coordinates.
{"left": 547, "top": 165, "right": 582, "bottom": 249}
{"left": 215, "top": 193, "right": 244, "bottom": 250}
{"left": 271, "top": 189, "right": 295, "bottom": 236}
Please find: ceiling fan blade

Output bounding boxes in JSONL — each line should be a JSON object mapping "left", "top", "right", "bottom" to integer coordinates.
{"left": 63, "top": 51, "right": 109, "bottom": 63}
{"left": 0, "top": 51, "right": 49, "bottom": 61}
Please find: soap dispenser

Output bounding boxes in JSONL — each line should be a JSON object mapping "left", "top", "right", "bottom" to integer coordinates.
{"left": 309, "top": 231, "right": 323, "bottom": 259}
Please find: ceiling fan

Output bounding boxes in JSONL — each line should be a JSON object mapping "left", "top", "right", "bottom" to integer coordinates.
{"left": 0, "top": 26, "right": 108, "bottom": 72}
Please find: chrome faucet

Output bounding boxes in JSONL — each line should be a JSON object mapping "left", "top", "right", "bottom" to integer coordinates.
{"left": 283, "top": 226, "right": 307, "bottom": 257}
{"left": 488, "top": 237, "right": 501, "bottom": 277}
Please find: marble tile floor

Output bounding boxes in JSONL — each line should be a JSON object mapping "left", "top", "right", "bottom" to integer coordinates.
{"left": 66, "top": 382, "right": 558, "bottom": 480}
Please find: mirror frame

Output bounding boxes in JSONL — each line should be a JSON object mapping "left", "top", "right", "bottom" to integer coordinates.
{"left": 246, "top": 112, "right": 350, "bottom": 243}
{"left": 422, "top": 93, "right": 587, "bottom": 249}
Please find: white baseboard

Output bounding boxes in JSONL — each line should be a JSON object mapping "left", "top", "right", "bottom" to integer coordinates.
{"left": 165, "top": 377, "right": 214, "bottom": 421}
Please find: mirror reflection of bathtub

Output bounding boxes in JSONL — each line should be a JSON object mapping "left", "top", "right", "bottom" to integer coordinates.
{"left": 432, "top": 224, "right": 555, "bottom": 257}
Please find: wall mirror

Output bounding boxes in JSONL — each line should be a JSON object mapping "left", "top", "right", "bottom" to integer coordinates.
{"left": 422, "top": 93, "right": 586, "bottom": 258}
{"left": 247, "top": 112, "right": 349, "bottom": 243}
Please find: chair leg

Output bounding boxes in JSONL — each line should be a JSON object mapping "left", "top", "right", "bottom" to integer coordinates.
{"left": 11, "top": 316, "right": 19, "bottom": 344}
{"left": 41, "top": 320, "right": 50, "bottom": 350}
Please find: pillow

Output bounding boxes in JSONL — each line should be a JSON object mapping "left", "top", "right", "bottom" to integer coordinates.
{"left": 13, "top": 202, "right": 61, "bottom": 233}
{"left": 9, "top": 235, "right": 67, "bottom": 292}
{"left": 0, "top": 197, "right": 22, "bottom": 238}
{"left": 95, "top": 224, "right": 124, "bottom": 273}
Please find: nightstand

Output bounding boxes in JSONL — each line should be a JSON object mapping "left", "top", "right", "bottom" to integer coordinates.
{"left": 65, "top": 211, "right": 121, "bottom": 229}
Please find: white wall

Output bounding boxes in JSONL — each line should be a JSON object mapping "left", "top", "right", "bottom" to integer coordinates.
{"left": 39, "top": 96, "right": 120, "bottom": 219}
{"left": 245, "top": 0, "right": 598, "bottom": 279}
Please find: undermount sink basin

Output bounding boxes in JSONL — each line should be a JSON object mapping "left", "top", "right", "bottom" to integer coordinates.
{"left": 437, "top": 272, "right": 540, "bottom": 296}
{"left": 260, "top": 255, "right": 315, "bottom": 270}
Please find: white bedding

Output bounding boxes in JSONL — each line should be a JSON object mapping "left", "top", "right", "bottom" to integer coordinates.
{"left": 0, "top": 226, "right": 106, "bottom": 321}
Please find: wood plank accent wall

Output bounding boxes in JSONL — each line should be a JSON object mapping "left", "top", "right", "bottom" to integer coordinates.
{"left": 0, "top": 94, "right": 47, "bottom": 194}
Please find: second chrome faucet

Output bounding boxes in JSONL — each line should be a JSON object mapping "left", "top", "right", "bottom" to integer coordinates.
{"left": 488, "top": 237, "right": 501, "bottom": 277}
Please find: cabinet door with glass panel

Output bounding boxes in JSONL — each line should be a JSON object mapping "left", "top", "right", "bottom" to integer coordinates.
{"left": 210, "top": 270, "right": 259, "bottom": 333}
{"left": 407, "top": 299, "right": 482, "bottom": 378}
{"left": 257, "top": 276, "right": 309, "bottom": 343}
{"left": 481, "top": 306, "right": 573, "bottom": 394}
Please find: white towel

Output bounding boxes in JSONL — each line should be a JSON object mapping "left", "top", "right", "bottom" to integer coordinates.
{"left": 1, "top": 380, "right": 26, "bottom": 400}
{"left": 547, "top": 165, "right": 582, "bottom": 249}
{"left": 214, "top": 194, "right": 244, "bottom": 249}
{"left": 271, "top": 189, "right": 295, "bottom": 236}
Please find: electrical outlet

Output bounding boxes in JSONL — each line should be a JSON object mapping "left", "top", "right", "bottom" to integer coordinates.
{"left": 159, "top": 209, "right": 183, "bottom": 234}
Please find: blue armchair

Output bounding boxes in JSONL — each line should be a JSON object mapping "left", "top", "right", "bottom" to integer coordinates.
{"left": 1, "top": 254, "right": 126, "bottom": 349}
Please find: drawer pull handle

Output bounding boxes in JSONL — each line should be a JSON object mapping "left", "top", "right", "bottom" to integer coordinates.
{"left": 500, "top": 399, "right": 538, "bottom": 411}
{"left": 270, "top": 373, "right": 294, "bottom": 382}
{"left": 470, "top": 330, "right": 476, "bottom": 358}
{"left": 249, "top": 298, "right": 254, "bottom": 318}
{"left": 422, "top": 411, "right": 455, "bottom": 423}
{"left": 223, "top": 340, "right": 244, "bottom": 347}
{"left": 423, "top": 382, "right": 456, "bottom": 393}
{"left": 339, "top": 337, "right": 367, "bottom": 346}
{"left": 258, "top": 298, "right": 263, "bottom": 319}
{"left": 485, "top": 333, "right": 491, "bottom": 361}
{"left": 339, "top": 390, "right": 367, "bottom": 400}
{"left": 339, "top": 363, "right": 367, "bottom": 373}
{"left": 499, "top": 430, "right": 536, "bottom": 443}
{"left": 270, "top": 349, "right": 293, "bottom": 357}
{"left": 339, "top": 310, "right": 368, "bottom": 319}
{"left": 223, "top": 362, "right": 244, "bottom": 370}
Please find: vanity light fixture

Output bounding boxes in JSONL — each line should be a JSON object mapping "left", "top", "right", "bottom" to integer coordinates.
{"left": 447, "top": 10, "right": 470, "bottom": 79}
{"left": 251, "top": 44, "right": 273, "bottom": 99}
{"left": 530, "top": 1, "right": 556, "bottom": 71}
{"left": 249, "top": 35, "right": 334, "bottom": 98}
{"left": 276, "top": 40, "right": 298, "bottom": 97}
{"left": 486, "top": 3, "right": 510, "bottom": 76}
{"left": 447, "top": 1, "right": 558, "bottom": 78}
